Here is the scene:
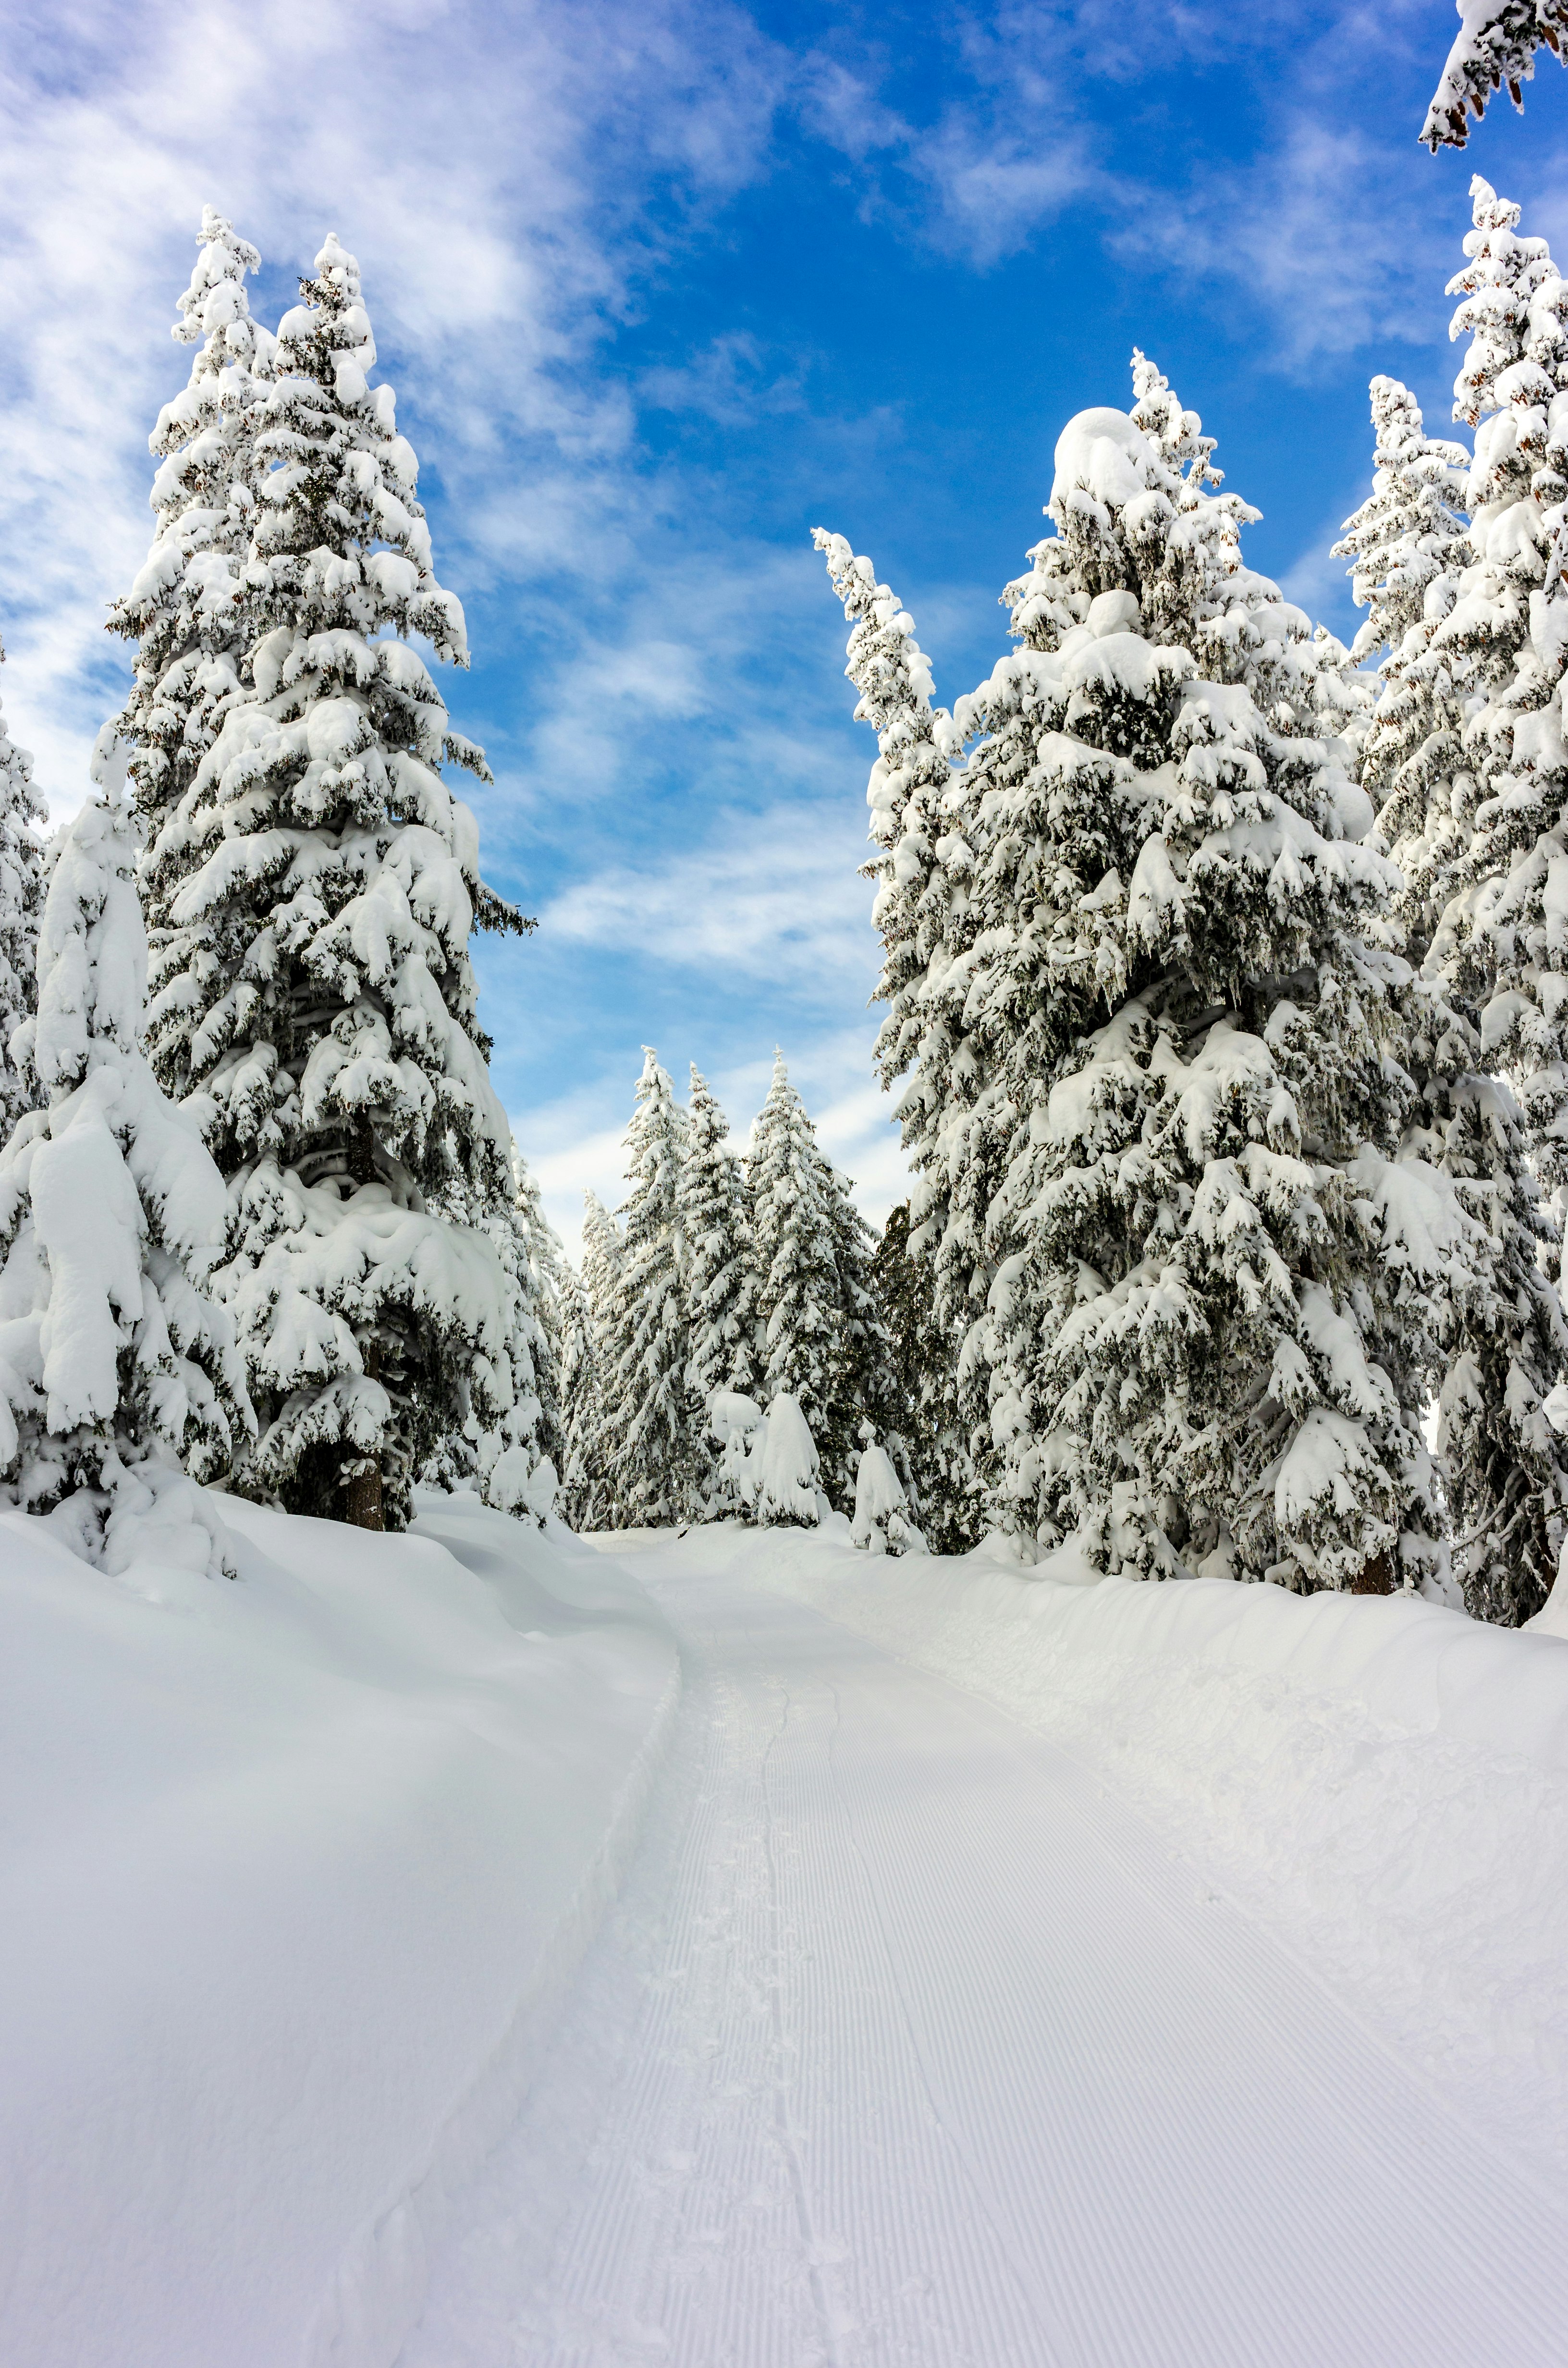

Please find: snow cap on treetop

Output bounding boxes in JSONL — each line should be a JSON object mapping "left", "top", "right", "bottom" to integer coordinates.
{"left": 172, "top": 208, "right": 260, "bottom": 347}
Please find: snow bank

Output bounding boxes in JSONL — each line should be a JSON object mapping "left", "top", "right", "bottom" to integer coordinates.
{"left": 738, "top": 1525, "right": 1568, "bottom": 2189}
{"left": 0, "top": 1488, "right": 678, "bottom": 2368}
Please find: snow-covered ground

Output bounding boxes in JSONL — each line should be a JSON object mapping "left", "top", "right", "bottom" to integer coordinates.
{"left": 405, "top": 1522, "right": 1568, "bottom": 2368}
{"left": 755, "top": 1520, "right": 1568, "bottom": 2193}
{"left": 6, "top": 1508, "right": 1568, "bottom": 2366}
{"left": 0, "top": 1490, "right": 677, "bottom": 2368}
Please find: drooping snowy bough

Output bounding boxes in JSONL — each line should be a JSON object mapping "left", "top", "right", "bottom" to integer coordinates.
{"left": 1422, "top": 1, "right": 1568, "bottom": 150}
{"left": 0, "top": 783, "right": 251, "bottom": 1570}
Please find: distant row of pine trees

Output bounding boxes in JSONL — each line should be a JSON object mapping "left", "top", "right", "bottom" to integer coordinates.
{"left": 553, "top": 1048, "right": 970, "bottom": 1544}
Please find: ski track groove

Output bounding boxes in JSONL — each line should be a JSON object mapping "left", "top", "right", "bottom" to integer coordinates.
{"left": 398, "top": 1543, "right": 1568, "bottom": 2368}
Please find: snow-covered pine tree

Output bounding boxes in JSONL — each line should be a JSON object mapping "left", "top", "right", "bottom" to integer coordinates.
{"left": 680, "top": 1065, "right": 761, "bottom": 1507}
{"left": 750, "top": 1053, "right": 841, "bottom": 1452}
{"left": 813, "top": 534, "right": 992, "bottom": 1508}
{"left": 109, "top": 209, "right": 273, "bottom": 866}
{"left": 142, "top": 232, "right": 527, "bottom": 1530}
{"left": 0, "top": 653, "right": 46, "bottom": 1137}
{"left": 1423, "top": 1, "right": 1568, "bottom": 149}
{"left": 871, "top": 1200, "right": 980, "bottom": 1552}
{"left": 1413, "top": 177, "right": 1568, "bottom": 1620}
{"left": 747, "top": 1055, "right": 891, "bottom": 1507}
{"left": 851, "top": 1428, "right": 924, "bottom": 1554}
{"left": 830, "top": 356, "right": 1485, "bottom": 1589}
{"left": 751, "top": 1391, "right": 821, "bottom": 1526}
{"left": 601, "top": 1050, "right": 694, "bottom": 1524}
{"left": 681, "top": 1067, "right": 759, "bottom": 1402}
{"left": 560, "top": 1189, "right": 622, "bottom": 1529}
{"left": 1333, "top": 377, "right": 1472, "bottom": 959}
{"left": 513, "top": 1151, "right": 567, "bottom": 1481}
{"left": 0, "top": 780, "right": 250, "bottom": 1569}
{"left": 555, "top": 1258, "right": 602, "bottom": 1529}
{"left": 819, "top": 1153, "right": 901, "bottom": 1506}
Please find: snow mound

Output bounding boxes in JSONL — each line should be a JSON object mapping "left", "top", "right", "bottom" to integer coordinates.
{"left": 0, "top": 1489, "right": 677, "bottom": 2368}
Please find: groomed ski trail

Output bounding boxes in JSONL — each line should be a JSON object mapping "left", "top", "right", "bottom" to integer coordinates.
{"left": 399, "top": 1529, "right": 1568, "bottom": 2368}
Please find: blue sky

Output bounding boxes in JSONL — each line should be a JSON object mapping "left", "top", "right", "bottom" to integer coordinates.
{"left": 5, "top": 0, "right": 1568, "bottom": 1250}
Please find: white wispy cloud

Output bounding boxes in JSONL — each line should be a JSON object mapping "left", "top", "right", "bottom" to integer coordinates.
{"left": 542, "top": 800, "right": 877, "bottom": 1001}
{"left": 0, "top": 0, "right": 785, "bottom": 805}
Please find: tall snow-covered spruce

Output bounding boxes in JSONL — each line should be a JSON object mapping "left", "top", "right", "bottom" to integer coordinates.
{"left": 821, "top": 356, "right": 1484, "bottom": 1591}
{"left": 0, "top": 653, "right": 46, "bottom": 1135}
{"left": 602, "top": 1050, "right": 694, "bottom": 1524}
{"left": 0, "top": 782, "right": 250, "bottom": 1569}
{"left": 132, "top": 232, "right": 527, "bottom": 1530}
{"left": 812, "top": 530, "right": 986, "bottom": 1518}
{"left": 680, "top": 1066, "right": 760, "bottom": 1500}
{"left": 1404, "top": 177, "right": 1568, "bottom": 1620}
{"left": 749, "top": 1054, "right": 896, "bottom": 1508}
{"left": 562, "top": 1189, "right": 623, "bottom": 1528}
{"left": 872, "top": 1201, "right": 979, "bottom": 1552}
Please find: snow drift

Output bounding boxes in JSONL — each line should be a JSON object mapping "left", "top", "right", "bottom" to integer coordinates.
{"left": 0, "top": 1488, "right": 678, "bottom": 2368}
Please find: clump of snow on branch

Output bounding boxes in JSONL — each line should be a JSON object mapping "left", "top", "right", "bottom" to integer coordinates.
{"left": 1422, "top": 1, "right": 1568, "bottom": 150}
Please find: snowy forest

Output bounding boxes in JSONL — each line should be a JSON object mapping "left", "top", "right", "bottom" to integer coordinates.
{"left": 15, "top": 11, "right": 1568, "bottom": 2368}
{"left": 6, "top": 11, "right": 1568, "bottom": 1632}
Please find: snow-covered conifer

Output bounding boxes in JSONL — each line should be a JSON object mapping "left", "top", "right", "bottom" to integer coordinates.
{"left": 820, "top": 1154, "right": 901, "bottom": 1504}
{"left": 681, "top": 1066, "right": 759, "bottom": 1404}
{"left": 752, "top": 1391, "right": 820, "bottom": 1527}
{"left": 750, "top": 1056, "right": 845, "bottom": 1460}
{"left": 872, "top": 1200, "right": 980, "bottom": 1552}
{"left": 1333, "top": 378, "right": 1471, "bottom": 956}
{"left": 602, "top": 1050, "right": 694, "bottom": 1523}
{"left": 560, "top": 1190, "right": 621, "bottom": 1528}
{"left": 1423, "top": 1, "right": 1568, "bottom": 149}
{"left": 813, "top": 535, "right": 991, "bottom": 1485}
{"left": 706, "top": 1387, "right": 766, "bottom": 1517}
{"left": 680, "top": 1066, "right": 761, "bottom": 1507}
{"left": 827, "top": 356, "right": 1485, "bottom": 1590}
{"left": 0, "top": 655, "right": 46, "bottom": 1136}
{"left": 851, "top": 1429, "right": 925, "bottom": 1554}
{"left": 554, "top": 1261, "right": 600, "bottom": 1529}
{"left": 140, "top": 233, "right": 525, "bottom": 1530}
{"left": 109, "top": 209, "right": 273, "bottom": 859}
{"left": 986, "top": 363, "right": 1483, "bottom": 1587}
{"left": 513, "top": 1152, "right": 567, "bottom": 1480}
{"left": 749, "top": 1056, "right": 904, "bottom": 1511}
{"left": 1412, "top": 179, "right": 1568, "bottom": 1619}
{"left": 0, "top": 782, "right": 250, "bottom": 1569}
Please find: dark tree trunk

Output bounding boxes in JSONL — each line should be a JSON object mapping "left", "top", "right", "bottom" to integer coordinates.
{"left": 342, "top": 1336, "right": 385, "bottom": 1531}
{"left": 1347, "top": 1549, "right": 1396, "bottom": 1596}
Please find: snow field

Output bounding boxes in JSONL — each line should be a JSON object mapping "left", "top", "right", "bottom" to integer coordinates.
{"left": 403, "top": 1524, "right": 1568, "bottom": 2367}
{"left": 0, "top": 1489, "right": 678, "bottom": 2368}
{"left": 756, "top": 1521, "right": 1568, "bottom": 2191}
